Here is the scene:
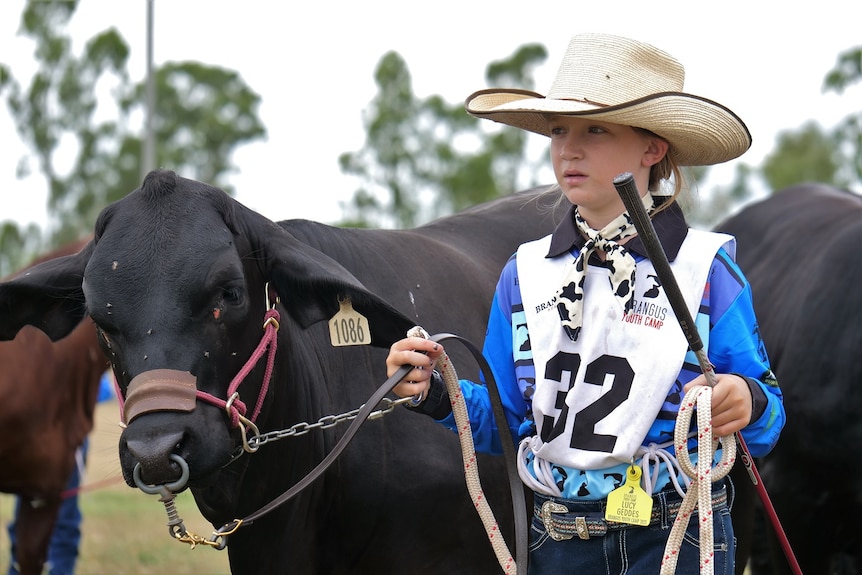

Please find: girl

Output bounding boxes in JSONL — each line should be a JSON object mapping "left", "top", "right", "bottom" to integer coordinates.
{"left": 385, "top": 33, "right": 784, "bottom": 574}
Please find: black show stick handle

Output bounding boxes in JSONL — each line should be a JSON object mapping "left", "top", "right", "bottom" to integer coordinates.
{"left": 613, "top": 171, "right": 704, "bottom": 354}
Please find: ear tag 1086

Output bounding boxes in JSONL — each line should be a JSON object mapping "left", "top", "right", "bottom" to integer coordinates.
{"left": 329, "top": 297, "right": 371, "bottom": 347}
{"left": 605, "top": 464, "right": 652, "bottom": 526}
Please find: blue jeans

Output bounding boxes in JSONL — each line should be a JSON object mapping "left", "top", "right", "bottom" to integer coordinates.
{"left": 7, "top": 440, "right": 87, "bottom": 575}
{"left": 529, "top": 482, "right": 735, "bottom": 574}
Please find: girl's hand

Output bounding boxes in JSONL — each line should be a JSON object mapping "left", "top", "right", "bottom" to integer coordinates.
{"left": 385, "top": 337, "right": 445, "bottom": 400}
{"left": 683, "top": 373, "right": 753, "bottom": 437}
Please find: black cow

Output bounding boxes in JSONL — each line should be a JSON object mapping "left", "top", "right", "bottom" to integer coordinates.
{"left": 0, "top": 169, "right": 566, "bottom": 574}
{"left": 716, "top": 183, "right": 862, "bottom": 574}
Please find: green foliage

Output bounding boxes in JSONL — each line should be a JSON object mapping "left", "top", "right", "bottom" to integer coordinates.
{"left": 118, "top": 61, "right": 266, "bottom": 197}
{"left": 761, "top": 122, "right": 847, "bottom": 190}
{"left": 0, "top": 0, "right": 265, "bottom": 261}
{"left": 834, "top": 114, "right": 862, "bottom": 184}
{"left": 823, "top": 47, "right": 862, "bottom": 94}
{"left": 5, "top": 8, "right": 130, "bottom": 247}
{"left": 823, "top": 45, "right": 862, "bottom": 184}
{"left": 0, "top": 221, "right": 42, "bottom": 278}
{"left": 339, "top": 44, "right": 548, "bottom": 229}
{"left": 705, "top": 42, "right": 862, "bottom": 208}
{"left": 753, "top": 43, "right": 862, "bottom": 196}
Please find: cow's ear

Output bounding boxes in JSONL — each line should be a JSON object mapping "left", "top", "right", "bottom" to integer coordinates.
{"left": 247, "top": 219, "right": 413, "bottom": 348}
{"left": 0, "top": 241, "right": 93, "bottom": 341}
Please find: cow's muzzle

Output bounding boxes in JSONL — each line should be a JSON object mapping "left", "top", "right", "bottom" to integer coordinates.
{"left": 123, "top": 369, "right": 197, "bottom": 424}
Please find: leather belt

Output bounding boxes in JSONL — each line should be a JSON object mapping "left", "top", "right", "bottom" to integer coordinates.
{"left": 535, "top": 487, "right": 728, "bottom": 541}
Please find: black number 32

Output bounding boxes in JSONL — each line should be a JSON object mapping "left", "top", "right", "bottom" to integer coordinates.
{"left": 540, "top": 352, "right": 634, "bottom": 453}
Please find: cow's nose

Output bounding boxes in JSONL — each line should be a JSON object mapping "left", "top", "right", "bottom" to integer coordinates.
{"left": 126, "top": 430, "right": 185, "bottom": 484}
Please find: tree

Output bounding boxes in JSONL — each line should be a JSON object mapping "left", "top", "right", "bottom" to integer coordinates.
{"left": 761, "top": 122, "right": 848, "bottom": 191}
{"left": 0, "top": 0, "right": 265, "bottom": 274}
{"left": 1, "top": 0, "right": 129, "bottom": 257}
{"left": 118, "top": 61, "right": 267, "bottom": 195}
{"left": 687, "top": 43, "right": 862, "bottom": 229}
{"left": 731, "top": 43, "right": 862, "bottom": 206}
{"left": 823, "top": 45, "right": 862, "bottom": 184}
{"left": 0, "top": 221, "right": 41, "bottom": 280}
{"left": 338, "top": 44, "right": 548, "bottom": 228}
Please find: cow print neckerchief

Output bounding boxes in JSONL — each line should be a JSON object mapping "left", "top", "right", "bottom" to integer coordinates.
{"left": 556, "top": 193, "right": 656, "bottom": 341}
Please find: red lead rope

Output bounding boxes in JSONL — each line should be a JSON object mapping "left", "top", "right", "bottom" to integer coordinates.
{"left": 197, "top": 308, "right": 280, "bottom": 426}
{"left": 114, "top": 308, "right": 280, "bottom": 428}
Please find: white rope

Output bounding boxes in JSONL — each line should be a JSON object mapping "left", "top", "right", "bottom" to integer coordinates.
{"left": 516, "top": 438, "right": 563, "bottom": 497}
{"left": 636, "top": 439, "right": 692, "bottom": 498}
{"left": 407, "top": 327, "right": 516, "bottom": 574}
{"left": 659, "top": 385, "right": 736, "bottom": 575}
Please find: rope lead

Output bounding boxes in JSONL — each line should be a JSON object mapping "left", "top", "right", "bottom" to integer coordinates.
{"left": 407, "top": 326, "right": 517, "bottom": 574}
{"left": 660, "top": 384, "right": 736, "bottom": 574}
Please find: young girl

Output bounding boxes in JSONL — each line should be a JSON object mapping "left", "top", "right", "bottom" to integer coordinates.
{"left": 385, "top": 33, "right": 785, "bottom": 574}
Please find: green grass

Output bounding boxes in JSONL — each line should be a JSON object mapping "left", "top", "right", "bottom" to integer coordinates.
{"left": 76, "top": 488, "right": 230, "bottom": 574}
{"left": 1, "top": 401, "right": 232, "bottom": 574}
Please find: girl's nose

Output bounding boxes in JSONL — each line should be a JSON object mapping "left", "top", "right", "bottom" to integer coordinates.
{"left": 559, "top": 137, "right": 583, "bottom": 161}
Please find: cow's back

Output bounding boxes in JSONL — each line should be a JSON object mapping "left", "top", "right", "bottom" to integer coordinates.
{"left": 281, "top": 186, "right": 565, "bottom": 372}
{"left": 715, "top": 184, "right": 862, "bottom": 574}
{"left": 281, "top": 194, "right": 568, "bottom": 429}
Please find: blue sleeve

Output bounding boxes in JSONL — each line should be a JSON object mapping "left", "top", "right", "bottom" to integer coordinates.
{"left": 436, "top": 255, "right": 528, "bottom": 455}
{"left": 707, "top": 248, "right": 785, "bottom": 457}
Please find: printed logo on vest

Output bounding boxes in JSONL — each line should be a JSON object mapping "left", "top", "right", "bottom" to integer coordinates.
{"left": 621, "top": 274, "right": 668, "bottom": 330}
{"left": 534, "top": 295, "right": 558, "bottom": 315}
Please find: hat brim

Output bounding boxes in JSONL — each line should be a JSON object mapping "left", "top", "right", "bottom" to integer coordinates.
{"left": 465, "top": 89, "right": 752, "bottom": 166}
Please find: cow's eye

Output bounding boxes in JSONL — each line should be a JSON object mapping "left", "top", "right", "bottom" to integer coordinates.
{"left": 95, "top": 325, "right": 113, "bottom": 350}
{"left": 222, "top": 286, "right": 244, "bottom": 306}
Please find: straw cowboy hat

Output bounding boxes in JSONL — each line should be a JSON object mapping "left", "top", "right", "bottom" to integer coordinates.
{"left": 465, "top": 33, "right": 751, "bottom": 166}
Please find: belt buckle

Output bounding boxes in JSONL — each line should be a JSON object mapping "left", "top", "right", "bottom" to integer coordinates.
{"left": 540, "top": 500, "right": 575, "bottom": 541}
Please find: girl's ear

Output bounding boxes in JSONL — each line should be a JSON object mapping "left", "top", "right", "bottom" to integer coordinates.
{"left": 643, "top": 137, "right": 670, "bottom": 167}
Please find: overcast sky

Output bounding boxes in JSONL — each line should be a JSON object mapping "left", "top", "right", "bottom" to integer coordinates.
{"left": 1, "top": 0, "right": 860, "bottom": 233}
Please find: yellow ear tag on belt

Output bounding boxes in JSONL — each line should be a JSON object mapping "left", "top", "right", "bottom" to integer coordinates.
{"left": 605, "top": 465, "right": 652, "bottom": 526}
{"left": 329, "top": 297, "right": 371, "bottom": 347}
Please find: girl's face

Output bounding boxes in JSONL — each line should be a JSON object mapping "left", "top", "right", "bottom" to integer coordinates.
{"left": 548, "top": 115, "right": 668, "bottom": 229}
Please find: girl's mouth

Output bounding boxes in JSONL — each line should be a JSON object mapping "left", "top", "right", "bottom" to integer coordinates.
{"left": 563, "top": 170, "right": 587, "bottom": 183}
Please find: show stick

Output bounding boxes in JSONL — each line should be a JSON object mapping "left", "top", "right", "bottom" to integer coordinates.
{"left": 612, "top": 172, "right": 803, "bottom": 575}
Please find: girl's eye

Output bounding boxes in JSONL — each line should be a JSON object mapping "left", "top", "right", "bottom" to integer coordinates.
{"left": 588, "top": 125, "right": 606, "bottom": 134}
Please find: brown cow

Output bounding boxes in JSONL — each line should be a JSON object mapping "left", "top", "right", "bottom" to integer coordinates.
{"left": 0, "top": 238, "right": 107, "bottom": 575}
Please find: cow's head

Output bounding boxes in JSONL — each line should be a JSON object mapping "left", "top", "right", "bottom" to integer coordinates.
{"left": 0, "top": 169, "right": 413, "bottom": 495}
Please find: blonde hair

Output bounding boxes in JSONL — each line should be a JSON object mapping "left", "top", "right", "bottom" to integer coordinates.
{"left": 635, "top": 128, "right": 683, "bottom": 215}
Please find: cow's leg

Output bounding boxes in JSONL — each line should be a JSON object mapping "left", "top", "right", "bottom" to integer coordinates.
{"left": 11, "top": 496, "right": 61, "bottom": 575}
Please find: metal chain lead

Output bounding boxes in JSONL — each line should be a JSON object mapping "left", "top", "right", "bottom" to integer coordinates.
{"left": 245, "top": 396, "right": 415, "bottom": 449}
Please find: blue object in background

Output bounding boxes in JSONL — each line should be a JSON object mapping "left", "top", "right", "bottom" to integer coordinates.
{"left": 97, "top": 371, "right": 115, "bottom": 403}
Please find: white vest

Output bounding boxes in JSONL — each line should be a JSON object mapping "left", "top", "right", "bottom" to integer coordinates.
{"left": 517, "top": 229, "right": 733, "bottom": 470}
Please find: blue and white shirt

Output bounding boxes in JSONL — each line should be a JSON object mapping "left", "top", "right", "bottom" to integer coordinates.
{"left": 435, "top": 198, "right": 785, "bottom": 501}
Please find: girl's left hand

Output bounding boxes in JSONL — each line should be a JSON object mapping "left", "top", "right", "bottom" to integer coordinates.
{"left": 683, "top": 373, "right": 752, "bottom": 437}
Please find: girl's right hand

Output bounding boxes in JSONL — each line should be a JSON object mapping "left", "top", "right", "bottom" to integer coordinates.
{"left": 386, "top": 337, "right": 445, "bottom": 400}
